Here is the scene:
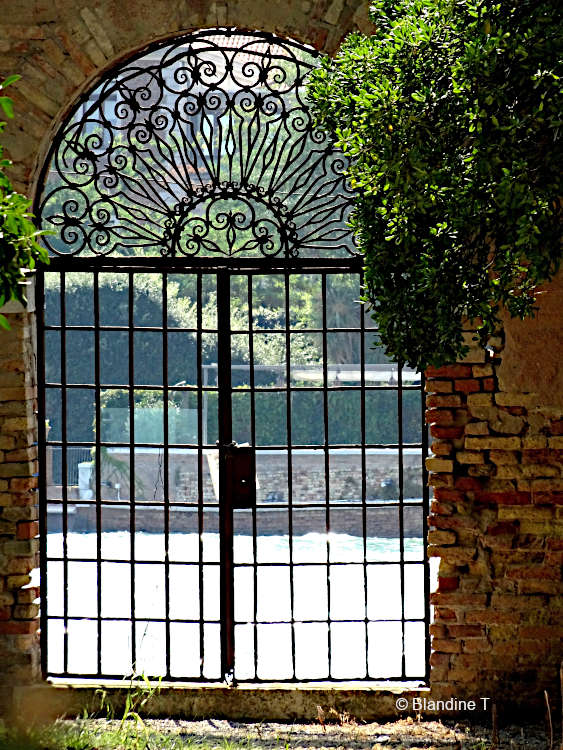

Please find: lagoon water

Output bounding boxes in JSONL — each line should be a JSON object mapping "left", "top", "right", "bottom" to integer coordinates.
{"left": 42, "top": 531, "right": 433, "bottom": 682}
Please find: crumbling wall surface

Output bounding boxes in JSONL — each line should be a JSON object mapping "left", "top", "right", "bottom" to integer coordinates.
{"left": 426, "top": 273, "right": 563, "bottom": 710}
{"left": 0, "top": 292, "right": 40, "bottom": 716}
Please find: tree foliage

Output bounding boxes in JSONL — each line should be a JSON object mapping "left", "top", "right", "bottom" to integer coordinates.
{"left": 307, "top": 0, "right": 562, "bottom": 370}
{"left": 0, "top": 76, "right": 48, "bottom": 328}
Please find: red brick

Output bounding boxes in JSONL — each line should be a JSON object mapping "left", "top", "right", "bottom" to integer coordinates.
{"left": 486, "top": 522, "right": 519, "bottom": 536}
{"left": 16, "top": 520, "right": 39, "bottom": 539}
{"left": 430, "top": 501, "right": 455, "bottom": 518}
{"left": 463, "top": 638, "right": 491, "bottom": 653}
{"left": 455, "top": 477, "right": 483, "bottom": 491}
{"left": 482, "top": 378, "right": 495, "bottom": 391}
{"left": 430, "top": 440, "right": 453, "bottom": 455}
{"left": 434, "top": 607, "right": 458, "bottom": 621}
{"left": 433, "top": 489, "right": 465, "bottom": 503}
{"left": 475, "top": 491, "right": 532, "bottom": 505}
{"left": 426, "top": 395, "right": 462, "bottom": 408}
{"left": 431, "top": 593, "right": 487, "bottom": 606}
{"left": 9, "top": 477, "right": 37, "bottom": 492}
{"left": 430, "top": 426, "right": 464, "bottom": 439}
{"left": 465, "top": 610, "right": 521, "bottom": 625}
{"left": 16, "top": 587, "right": 40, "bottom": 604}
{"left": 425, "top": 409, "right": 454, "bottom": 426}
{"left": 430, "top": 652, "right": 450, "bottom": 667}
{"left": 447, "top": 624, "right": 484, "bottom": 637}
{"left": 429, "top": 515, "right": 479, "bottom": 531}
{"left": 438, "top": 576, "right": 459, "bottom": 592}
{"left": 426, "top": 364, "right": 472, "bottom": 379}
{"left": 520, "top": 626, "right": 563, "bottom": 639}
{"left": 550, "top": 419, "right": 563, "bottom": 435}
{"left": 533, "top": 492, "right": 563, "bottom": 505}
{"left": 454, "top": 379, "right": 480, "bottom": 394}
{"left": 0, "top": 606, "right": 12, "bottom": 621}
{"left": 0, "top": 620, "right": 39, "bottom": 634}
{"left": 507, "top": 566, "right": 559, "bottom": 580}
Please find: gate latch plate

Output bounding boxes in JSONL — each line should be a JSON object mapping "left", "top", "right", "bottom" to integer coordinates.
{"left": 225, "top": 444, "right": 255, "bottom": 509}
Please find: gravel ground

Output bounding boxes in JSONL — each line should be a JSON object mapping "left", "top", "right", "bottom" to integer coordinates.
{"left": 88, "top": 717, "right": 558, "bottom": 749}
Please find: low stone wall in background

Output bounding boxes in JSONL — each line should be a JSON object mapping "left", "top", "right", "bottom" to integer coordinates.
{"left": 46, "top": 503, "right": 425, "bottom": 538}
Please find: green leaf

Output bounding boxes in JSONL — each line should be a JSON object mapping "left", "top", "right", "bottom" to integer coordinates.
{"left": 0, "top": 75, "right": 21, "bottom": 89}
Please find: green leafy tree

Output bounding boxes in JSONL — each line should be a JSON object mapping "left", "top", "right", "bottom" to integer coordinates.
{"left": 307, "top": 0, "right": 562, "bottom": 370}
{"left": 0, "top": 75, "right": 49, "bottom": 328}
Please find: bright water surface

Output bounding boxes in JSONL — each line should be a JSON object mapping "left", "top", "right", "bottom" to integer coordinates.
{"left": 43, "top": 532, "right": 434, "bottom": 681}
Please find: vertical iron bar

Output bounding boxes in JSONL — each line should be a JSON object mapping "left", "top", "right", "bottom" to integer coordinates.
{"left": 284, "top": 271, "right": 296, "bottom": 679}
{"left": 321, "top": 273, "right": 332, "bottom": 677}
{"left": 247, "top": 274, "right": 259, "bottom": 679}
{"left": 422, "top": 374, "right": 431, "bottom": 683}
{"left": 128, "top": 272, "right": 136, "bottom": 672}
{"left": 37, "top": 270, "right": 48, "bottom": 679}
{"left": 162, "top": 273, "right": 171, "bottom": 678}
{"left": 197, "top": 272, "right": 205, "bottom": 677}
{"left": 93, "top": 272, "right": 102, "bottom": 676}
{"left": 398, "top": 362, "right": 406, "bottom": 679}
{"left": 359, "top": 270, "right": 368, "bottom": 678}
{"left": 217, "top": 269, "right": 234, "bottom": 680}
{"left": 60, "top": 272, "right": 69, "bottom": 674}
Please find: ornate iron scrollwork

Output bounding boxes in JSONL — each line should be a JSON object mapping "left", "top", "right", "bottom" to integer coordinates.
{"left": 37, "top": 29, "right": 356, "bottom": 259}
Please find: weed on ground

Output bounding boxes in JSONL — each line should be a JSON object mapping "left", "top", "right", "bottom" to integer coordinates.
{"left": 0, "top": 717, "right": 557, "bottom": 750}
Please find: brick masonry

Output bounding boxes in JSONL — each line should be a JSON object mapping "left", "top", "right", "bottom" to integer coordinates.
{"left": 425, "top": 319, "right": 563, "bottom": 710}
{"left": 0, "top": 289, "right": 41, "bottom": 716}
{"left": 0, "top": 0, "right": 561, "bottom": 719}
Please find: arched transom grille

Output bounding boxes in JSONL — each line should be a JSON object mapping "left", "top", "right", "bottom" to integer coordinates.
{"left": 37, "top": 29, "right": 356, "bottom": 258}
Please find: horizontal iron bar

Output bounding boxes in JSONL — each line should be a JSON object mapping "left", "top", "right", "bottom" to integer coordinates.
{"left": 45, "top": 671, "right": 428, "bottom": 683}
{"left": 42, "top": 257, "right": 364, "bottom": 273}
{"left": 44, "top": 382, "right": 421, "bottom": 392}
{"left": 45, "top": 614, "right": 426, "bottom": 624}
{"left": 44, "top": 441, "right": 423, "bottom": 449}
{"left": 46, "top": 557, "right": 425, "bottom": 566}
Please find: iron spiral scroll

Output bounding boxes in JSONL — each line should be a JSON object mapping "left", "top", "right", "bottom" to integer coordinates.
{"left": 38, "top": 29, "right": 357, "bottom": 259}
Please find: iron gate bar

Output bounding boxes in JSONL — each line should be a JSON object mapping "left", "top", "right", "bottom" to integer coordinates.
{"left": 94, "top": 271, "right": 102, "bottom": 675}
{"left": 422, "top": 380, "right": 431, "bottom": 683}
{"left": 398, "top": 363, "right": 406, "bottom": 679}
{"left": 360, "top": 267, "right": 369, "bottom": 679}
{"left": 162, "top": 272, "right": 171, "bottom": 678}
{"left": 37, "top": 270, "right": 48, "bottom": 680}
{"left": 196, "top": 271, "right": 205, "bottom": 679}
{"left": 321, "top": 274, "right": 332, "bottom": 677}
{"left": 247, "top": 273, "right": 260, "bottom": 680}
{"left": 61, "top": 274, "right": 69, "bottom": 674}
{"left": 284, "top": 269, "right": 297, "bottom": 680}
{"left": 217, "top": 269, "right": 235, "bottom": 680}
{"left": 128, "top": 272, "right": 137, "bottom": 672}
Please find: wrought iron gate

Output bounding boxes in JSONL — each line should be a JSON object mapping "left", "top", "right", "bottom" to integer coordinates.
{"left": 35, "top": 28, "right": 429, "bottom": 684}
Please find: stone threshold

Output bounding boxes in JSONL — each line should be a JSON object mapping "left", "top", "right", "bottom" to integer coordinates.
{"left": 13, "top": 680, "right": 431, "bottom": 723}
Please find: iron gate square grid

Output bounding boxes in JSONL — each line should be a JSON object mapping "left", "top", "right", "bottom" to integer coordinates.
{"left": 38, "top": 260, "right": 430, "bottom": 683}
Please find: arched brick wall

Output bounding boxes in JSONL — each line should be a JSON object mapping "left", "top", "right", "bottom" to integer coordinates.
{"left": 0, "top": 0, "right": 561, "bottom": 722}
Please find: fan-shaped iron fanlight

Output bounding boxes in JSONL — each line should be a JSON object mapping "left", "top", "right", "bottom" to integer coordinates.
{"left": 37, "top": 29, "right": 357, "bottom": 259}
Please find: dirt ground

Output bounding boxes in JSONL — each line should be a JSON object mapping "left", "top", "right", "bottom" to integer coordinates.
{"left": 107, "top": 717, "right": 558, "bottom": 749}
